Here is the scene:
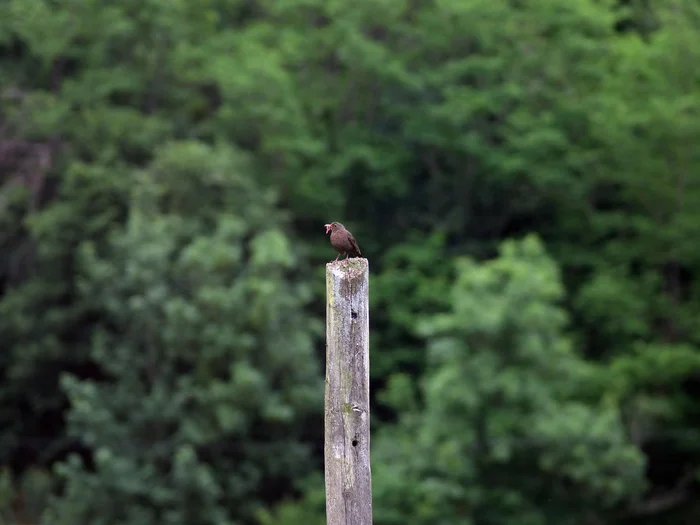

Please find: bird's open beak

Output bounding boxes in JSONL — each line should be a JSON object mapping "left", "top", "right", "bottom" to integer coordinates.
{"left": 324, "top": 224, "right": 331, "bottom": 234}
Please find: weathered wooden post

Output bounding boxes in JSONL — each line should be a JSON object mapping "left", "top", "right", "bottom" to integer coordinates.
{"left": 325, "top": 258, "right": 372, "bottom": 525}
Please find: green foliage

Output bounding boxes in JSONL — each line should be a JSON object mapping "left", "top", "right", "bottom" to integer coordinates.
{"left": 0, "top": 160, "right": 129, "bottom": 466}
{"left": 41, "top": 143, "right": 322, "bottom": 525}
{"left": 255, "top": 475, "right": 325, "bottom": 525}
{"left": 1, "top": 0, "right": 700, "bottom": 523}
{"left": 371, "top": 231, "right": 452, "bottom": 379}
{"left": 0, "top": 467, "right": 53, "bottom": 524}
{"left": 372, "top": 237, "right": 645, "bottom": 525}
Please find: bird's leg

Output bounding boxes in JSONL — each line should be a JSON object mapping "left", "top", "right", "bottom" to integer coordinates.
{"left": 334, "top": 253, "right": 340, "bottom": 262}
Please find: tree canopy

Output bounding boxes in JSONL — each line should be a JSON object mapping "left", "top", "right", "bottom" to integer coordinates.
{"left": 1, "top": 0, "right": 700, "bottom": 524}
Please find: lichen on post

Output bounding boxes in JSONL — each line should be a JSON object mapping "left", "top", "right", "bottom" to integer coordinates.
{"left": 324, "top": 258, "right": 372, "bottom": 525}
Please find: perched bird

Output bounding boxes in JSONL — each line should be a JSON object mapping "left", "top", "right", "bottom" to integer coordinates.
{"left": 325, "top": 222, "right": 362, "bottom": 262}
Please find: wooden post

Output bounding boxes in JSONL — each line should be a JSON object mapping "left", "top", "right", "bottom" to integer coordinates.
{"left": 325, "top": 258, "right": 372, "bottom": 525}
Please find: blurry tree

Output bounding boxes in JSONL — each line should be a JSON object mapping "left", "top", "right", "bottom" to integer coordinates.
{"left": 371, "top": 236, "right": 646, "bottom": 525}
{"left": 217, "top": 0, "right": 627, "bottom": 389}
{"left": 41, "top": 142, "right": 322, "bottom": 525}
{"left": 574, "top": 3, "right": 700, "bottom": 517}
{"left": 370, "top": 231, "right": 452, "bottom": 384}
{"left": 0, "top": 0, "right": 283, "bottom": 489}
{"left": 1, "top": 0, "right": 700, "bottom": 523}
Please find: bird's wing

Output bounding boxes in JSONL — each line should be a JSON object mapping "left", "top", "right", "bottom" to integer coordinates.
{"left": 348, "top": 233, "right": 361, "bottom": 256}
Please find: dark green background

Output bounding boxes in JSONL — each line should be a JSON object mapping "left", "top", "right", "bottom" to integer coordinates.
{"left": 1, "top": 0, "right": 699, "bottom": 523}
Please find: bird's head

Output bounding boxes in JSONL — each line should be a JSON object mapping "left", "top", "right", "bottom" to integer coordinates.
{"left": 324, "top": 222, "right": 343, "bottom": 234}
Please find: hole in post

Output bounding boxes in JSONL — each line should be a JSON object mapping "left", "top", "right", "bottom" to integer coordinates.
{"left": 351, "top": 311, "right": 357, "bottom": 319}
{"left": 352, "top": 439, "right": 358, "bottom": 447}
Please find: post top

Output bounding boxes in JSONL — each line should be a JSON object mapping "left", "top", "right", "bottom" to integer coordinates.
{"left": 326, "top": 258, "right": 369, "bottom": 279}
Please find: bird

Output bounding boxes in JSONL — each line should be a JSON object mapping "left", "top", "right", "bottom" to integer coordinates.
{"left": 324, "top": 222, "right": 362, "bottom": 263}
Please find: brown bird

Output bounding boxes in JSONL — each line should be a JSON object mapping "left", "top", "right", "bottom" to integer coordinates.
{"left": 325, "top": 222, "right": 362, "bottom": 262}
